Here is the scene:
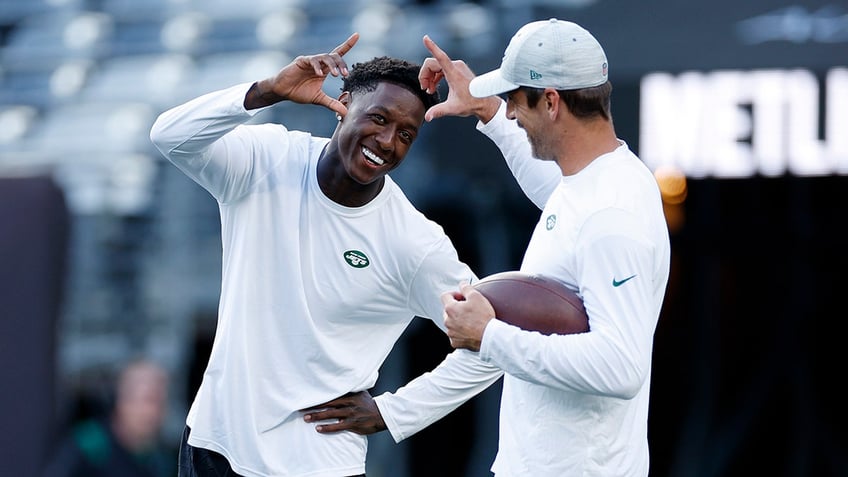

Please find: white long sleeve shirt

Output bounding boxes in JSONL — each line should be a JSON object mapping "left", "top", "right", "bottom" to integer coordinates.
{"left": 377, "top": 101, "right": 670, "bottom": 477}
{"left": 482, "top": 102, "right": 670, "bottom": 477}
{"left": 149, "top": 83, "right": 502, "bottom": 477}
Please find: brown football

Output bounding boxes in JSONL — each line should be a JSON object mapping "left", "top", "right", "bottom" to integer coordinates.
{"left": 472, "top": 271, "right": 589, "bottom": 336}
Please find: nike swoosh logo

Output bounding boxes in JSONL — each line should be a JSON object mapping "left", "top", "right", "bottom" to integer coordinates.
{"left": 612, "top": 274, "right": 637, "bottom": 287}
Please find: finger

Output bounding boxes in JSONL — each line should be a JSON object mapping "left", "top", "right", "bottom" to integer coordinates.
{"left": 300, "top": 390, "right": 363, "bottom": 413}
{"left": 423, "top": 35, "right": 454, "bottom": 70}
{"left": 460, "top": 283, "right": 486, "bottom": 303}
{"left": 441, "top": 288, "right": 467, "bottom": 306}
{"left": 315, "top": 420, "right": 351, "bottom": 433}
{"left": 332, "top": 32, "right": 360, "bottom": 60}
{"left": 459, "top": 282, "right": 475, "bottom": 295}
{"left": 429, "top": 71, "right": 445, "bottom": 94}
{"left": 307, "top": 55, "right": 345, "bottom": 78}
{"left": 299, "top": 402, "right": 335, "bottom": 413}
{"left": 299, "top": 402, "right": 333, "bottom": 414}
{"left": 310, "top": 33, "right": 357, "bottom": 77}
{"left": 314, "top": 94, "right": 348, "bottom": 118}
{"left": 302, "top": 407, "right": 347, "bottom": 423}
{"left": 422, "top": 71, "right": 444, "bottom": 95}
{"left": 425, "top": 103, "right": 452, "bottom": 122}
{"left": 444, "top": 311, "right": 459, "bottom": 331}
{"left": 302, "top": 409, "right": 330, "bottom": 422}
{"left": 418, "top": 57, "right": 444, "bottom": 94}
{"left": 299, "top": 396, "right": 347, "bottom": 413}
{"left": 306, "top": 56, "right": 330, "bottom": 76}
{"left": 440, "top": 290, "right": 456, "bottom": 307}
{"left": 424, "top": 106, "right": 436, "bottom": 123}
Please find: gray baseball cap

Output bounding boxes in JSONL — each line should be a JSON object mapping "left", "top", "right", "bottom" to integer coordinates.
{"left": 469, "top": 18, "right": 608, "bottom": 98}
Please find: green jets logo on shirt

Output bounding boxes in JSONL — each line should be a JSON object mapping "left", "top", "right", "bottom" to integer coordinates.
{"left": 546, "top": 214, "right": 557, "bottom": 231}
{"left": 343, "top": 250, "right": 370, "bottom": 268}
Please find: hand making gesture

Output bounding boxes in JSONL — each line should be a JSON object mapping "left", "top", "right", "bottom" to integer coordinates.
{"left": 418, "top": 35, "right": 501, "bottom": 123}
{"left": 244, "top": 33, "right": 360, "bottom": 116}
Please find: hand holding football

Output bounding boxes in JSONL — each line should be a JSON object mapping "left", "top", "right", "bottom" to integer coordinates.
{"left": 472, "top": 271, "right": 589, "bottom": 336}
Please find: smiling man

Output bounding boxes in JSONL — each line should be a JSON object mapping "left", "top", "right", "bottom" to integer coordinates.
{"left": 149, "top": 33, "right": 502, "bottom": 477}
{"left": 418, "top": 20, "right": 672, "bottom": 476}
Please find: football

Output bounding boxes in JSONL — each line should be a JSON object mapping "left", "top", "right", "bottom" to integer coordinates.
{"left": 472, "top": 271, "right": 589, "bottom": 336}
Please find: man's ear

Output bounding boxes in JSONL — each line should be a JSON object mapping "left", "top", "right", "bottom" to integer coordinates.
{"left": 544, "top": 88, "right": 561, "bottom": 119}
{"left": 339, "top": 91, "right": 351, "bottom": 107}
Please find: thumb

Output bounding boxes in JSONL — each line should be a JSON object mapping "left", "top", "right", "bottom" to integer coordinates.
{"left": 424, "top": 103, "right": 451, "bottom": 122}
{"left": 459, "top": 282, "right": 477, "bottom": 297}
{"left": 317, "top": 94, "right": 348, "bottom": 118}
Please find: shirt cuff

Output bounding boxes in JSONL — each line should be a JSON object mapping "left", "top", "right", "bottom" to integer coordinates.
{"left": 475, "top": 99, "right": 508, "bottom": 134}
{"left": 227, "top": 82, "right": 273, "bottom": 117}
{"left": 372, "top": 393, "right": 405, "bottom": 443}
{"left": 479, "top": 318, "right": 511, "bottom": 363}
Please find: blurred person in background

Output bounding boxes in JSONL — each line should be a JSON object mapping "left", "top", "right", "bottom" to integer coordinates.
{"left": 42, "top": 358, "right": 174, "bottom": 477}
{"left": 149, "top": 32, "right": 501, "bottom": 477}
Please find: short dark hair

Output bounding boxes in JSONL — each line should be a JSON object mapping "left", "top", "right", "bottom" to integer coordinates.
{"left": 523, "top": 81, "right": 612, "bottom": 121}
{"left": 342, "top": 56, "right": 440, "bottom": 111}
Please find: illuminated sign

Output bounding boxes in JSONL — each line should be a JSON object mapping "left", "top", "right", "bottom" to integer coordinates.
{"left": 639, "top": 67, "right": 848, "bottom": 177}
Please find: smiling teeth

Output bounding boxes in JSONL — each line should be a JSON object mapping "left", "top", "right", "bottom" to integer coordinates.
{"left": 362, "top": 147, "right": 385, "bottom": 165}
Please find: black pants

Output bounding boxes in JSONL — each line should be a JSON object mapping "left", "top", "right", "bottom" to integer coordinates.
{"left": 178, "top": 426, "right": 365, "bottom": 477}
{"left": 178, "top": 426, "right": 244, "bottom": 477}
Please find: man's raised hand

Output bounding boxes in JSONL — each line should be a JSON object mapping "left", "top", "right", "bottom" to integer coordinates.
{"left": 418, "top": 35, "right": 500, "bottom": 123}
{"left": 244, "top": 33, "right": 359, "bottom": 115}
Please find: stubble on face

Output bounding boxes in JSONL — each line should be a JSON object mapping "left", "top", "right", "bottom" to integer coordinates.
{"left": 513, "top": 103, "right": 552, "bottom": 162}
{"left": 508, "top": 89, "right": 547, "bottom": 161}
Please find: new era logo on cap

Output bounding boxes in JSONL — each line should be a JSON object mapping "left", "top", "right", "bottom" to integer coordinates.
{"left": 530, "top": 70, "right": 543, "bottom": 80}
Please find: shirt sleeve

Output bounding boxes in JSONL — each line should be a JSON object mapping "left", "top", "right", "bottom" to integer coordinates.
{"left": 374, "top": 349, "right": 503, "bottom": 442}
{"left": 407, "top": 234, "right": 477, "bottom": 332}
{"left": 479, "top": 208, "right": 658, "bottom": 400}
{"left": 377, "top": 233, "right": 501, "bottom": 443}
{"left": 475, "top": 100, "right": 561, "bottom": 210}
{"left": 148, "top": 82, "right": 284, "bottom": 203}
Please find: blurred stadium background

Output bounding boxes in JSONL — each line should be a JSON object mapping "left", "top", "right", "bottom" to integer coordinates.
{"left": 1, "top": 0, "right": 846, "bottom": 476}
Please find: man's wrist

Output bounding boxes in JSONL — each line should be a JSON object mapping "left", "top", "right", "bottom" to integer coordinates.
{"left": 243, "top": 79, "right": 284, "bottom": 110}
{"left": 474, "top": 97, "right": 502, "bottom": 124}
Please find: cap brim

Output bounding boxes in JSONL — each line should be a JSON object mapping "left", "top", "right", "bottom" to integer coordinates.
{"left": 469, "top": 69, "right": 519, "bottom": 98}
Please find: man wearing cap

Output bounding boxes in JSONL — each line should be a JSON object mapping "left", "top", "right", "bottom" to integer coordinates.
{"left": 304, "top": 19, "right": 670, "bottom": 477}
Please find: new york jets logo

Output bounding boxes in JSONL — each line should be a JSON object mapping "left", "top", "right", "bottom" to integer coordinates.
{"left": 343, "top": 250, "right": 370, "bottom": 268}
{"left": 545, "top": 214, "right": 557, "bottom": 231}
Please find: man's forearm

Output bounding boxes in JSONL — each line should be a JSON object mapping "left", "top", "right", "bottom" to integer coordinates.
{"left": 374, "top": 349, "right": 503, "bottom": 442}
{"left": 243, "top": 79, "right": 286, "bottom": 110}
